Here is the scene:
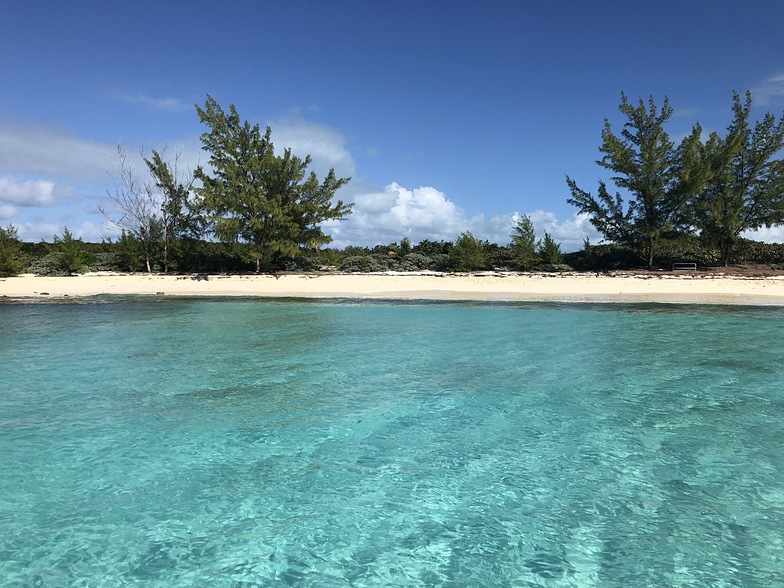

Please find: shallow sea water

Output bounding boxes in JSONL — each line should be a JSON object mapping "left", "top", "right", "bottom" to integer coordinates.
{"left": 1, "top": 297, "right": 783, "bottom": 587}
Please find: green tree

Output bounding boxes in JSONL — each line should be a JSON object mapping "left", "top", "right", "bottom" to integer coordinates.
{"left": 567, "top": 93, "right": 702, "bottom": 269}
{"left": 692, "top": 91, "right": 784, "bottom": 266}
{"left": 0, "top": 225, "right": 27, "bottom": 276}
{"left": 194, "top": 95, "right": 352, "bottom": 272}
{"left": 144, "top": 148, "right": 197, "bottom": 272}
{"left": 53, "top": 227, "right": 92, "bottom": 274}
{"left": 414, "top": 239, "right": 451, "bottom": 257}
{"left": 537, "top": 232, "right": 563, "bottom": 265}
{"left": 509, "top": 215, "right": 538, "bottom": 270}
{"left": 448, "top": 231, "right": 490, "bottom": 271}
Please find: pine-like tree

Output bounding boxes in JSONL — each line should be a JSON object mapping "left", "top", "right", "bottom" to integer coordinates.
{"left": 567, "top": 93, "right": 701, "bottom": 269}
{"left": 193, "top": 96, "right": 352, "bottom": 272}
{"left": 144, "top": 149, "right": 197, "bottom": 272}
{"left": 692, "top": 91, "right": 784, "bottom": 266}
{"left": 509, "top": 215, "right": 538, "bottom": 270}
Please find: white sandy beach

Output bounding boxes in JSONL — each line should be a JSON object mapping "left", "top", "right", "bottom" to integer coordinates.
{"left": 3, "top": 271, "right": 784, "bottom": 305}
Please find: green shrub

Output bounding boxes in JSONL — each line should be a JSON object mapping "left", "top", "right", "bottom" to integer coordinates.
{"left": 0, "top": 225, "right": 29, "bottom": 276}
{"left": 540, "top": 263, "right": 573, "bottom": 273}
{"left": 398, "top": 252, "right": 433, "bottom": 271}
{"left": 53, "top": 227, "right": 94, "bottom": 274}
{"left": 27, "top": 253, "right": 69, "bottom": 276}
{"left": 448, "top": 232, "right": 491, "bottom": 271}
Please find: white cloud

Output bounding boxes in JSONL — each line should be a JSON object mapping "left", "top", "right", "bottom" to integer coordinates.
{"left": 113, "top": 91, "right": 189, "bottom": 111}
{"left": 743, "top": 225, "right": 784, "bottom": 243}
{"left": 325, "top": 182, "right": 470, "bottom": 247}
{"left": 751, "top": 72, "right": 784, "bottom": 105}
{"left": 324, "top": 181, "right": 601, "bottom": 251}
{"left": 271, "top": 117, "right": 356, "bottom": 180}
{"left": 15, "top": 220, "right": 114, "bottom": 243}
{"left": 527, "top": 210, "right": 602, "bottom": 251}
{"left": 0, "top": 204, "right": 17, "bottom": 221}
{"left": 0, "top": 176, "right": 65, "bottom": 207}
{"left": 0, "top": 120, "right": 115, "bottom": 181}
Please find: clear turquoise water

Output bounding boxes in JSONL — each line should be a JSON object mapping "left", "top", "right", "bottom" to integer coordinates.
{"left": 1, "top": 298, "right": 784, "bottom": 587}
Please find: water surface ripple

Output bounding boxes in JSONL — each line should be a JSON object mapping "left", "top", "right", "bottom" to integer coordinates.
{"left": 1, "top": 299, "right": 783, "bottom": 586}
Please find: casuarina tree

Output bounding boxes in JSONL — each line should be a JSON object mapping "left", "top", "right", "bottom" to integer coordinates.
{"left": 692, "top": 91, "right": 784, "bottom": 266}
{"left": 193, "top": 95, "right": 352, "bottom": 272}
{"left": 567, "top": 93, "right": 702, "bottom": 269}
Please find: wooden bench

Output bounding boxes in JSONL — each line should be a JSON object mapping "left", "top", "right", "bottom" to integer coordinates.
{"left": 672, "top": 262, "right": 697, "bottom": 271}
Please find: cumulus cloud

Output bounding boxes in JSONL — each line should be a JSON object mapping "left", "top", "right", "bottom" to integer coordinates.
{"left": 0, "top": 176, "right": 65, "bottom": 207}
{"left": 325, "top": 182, "right": 471, "bottom": 247}
{"left": 324, "top": 181, "right": 601, "bottom": 251}
{"left": 271, "top": 117, "right": 356, "bottom": 180}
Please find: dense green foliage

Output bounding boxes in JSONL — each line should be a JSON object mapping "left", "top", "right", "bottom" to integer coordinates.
{"left": 449, "top": 232, "right": 491, "bottom": 271}
{"left": 53, "top": 227, "right": 94, "bottom": 274}
{"left": 509, "top": 216, "right": 537, "bottom": 269}
{"left": 8, "top": 225, "right": 784, "bottom": 276}
{"left": 568, "top": 90, "right": 784, "bottom": 269}
{"left": 537, "top": 232, "right": 564, "bottom": 266}
{"left": 194, "top": 95, "right": 352, "bottom": 271}
{"left": 691, "top": 92, "right": 784, "bottom": 265}
{"left": 567, "top": 93, "right": 702, "bottom": 269}
{"left": 0, "top": 225, "right": 29, "bottom": 276}
{"left": 145, "top": 149, "right": 199, "bottom": 272}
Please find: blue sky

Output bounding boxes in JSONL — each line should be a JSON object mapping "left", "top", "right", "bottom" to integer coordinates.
{"left": 2, "top": 0, "right": 784, "bottom": 251}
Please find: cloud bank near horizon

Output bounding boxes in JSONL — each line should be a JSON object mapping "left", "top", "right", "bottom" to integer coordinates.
{"left": 324, "top": 182, "right": 600, "bottom": 252}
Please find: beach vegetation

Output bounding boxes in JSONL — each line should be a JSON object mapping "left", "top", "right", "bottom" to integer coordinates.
{"left": 10, "top": 90, "right": 782, "bottom": 275}
{"left": 506, "top": 217, "right": 566, "bottom": 270}
{"left": 193, "top": 95, "right": 353, "bottom": 272}
{"left": 25, "top": 227, "right": 97, "bottom": 276}
{"left": 101, "top": 146, "right": 161, "bottom": 273}
{"left": 110, "top": 230, "right": 148, "bottom": 272}
{"left": 567, "top": 93, "right": 704, "bottom": 270}
{"left": 448, "top": 232, "right": 491, "bottom": 271}
{"left": 566, "top": 89, "right": 784, "bottom": 270}
{"left": 340, "top": 254, "right": 386, "bottom": 272}
{"left": 144, "top": 148, "right": 199, "bottom": 273}
{"left": 54, "top": 227, "right": 94, "bottom": 275}
{"left": 398, "top": 237, "right": 412, "bottom": 257}
{"left": 0, "top": 225, "right": 29, "bottom": 276}
{"left": 509, "top": 215, "right": 538, "bottom": 269}
{"left": 690, "top": 91, "right": 784, "bottom": 266}
{"left": 537, "top": 232, "right": 563, "bottom": 265}
{"left": 413, "top": 239, "right": 452, "bottom": 257}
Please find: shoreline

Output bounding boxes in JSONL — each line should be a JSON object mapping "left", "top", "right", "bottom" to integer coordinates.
{"left": 4, "top": 271, "right": 784, "bottom": 305}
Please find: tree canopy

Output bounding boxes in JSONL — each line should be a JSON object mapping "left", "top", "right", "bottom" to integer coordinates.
{"left": 194, "top": 95, "right": 352, "bottom": 271}
{"left": 567, "top": 93, "right": 702, "bottom": 269}
{"left": 692, "top": 91, "right": 784, "bottom": 265}
{"left": 509, "top": 215, "right": 537, "bottom": 269}
{"left": 145, "top": 148, "right": 198, "bottom": 272}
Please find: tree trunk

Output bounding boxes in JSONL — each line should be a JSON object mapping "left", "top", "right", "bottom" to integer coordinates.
{"left": 647, "top": 237, "right": 655, "bottom": 271}
{"left": 163, "top": 225, "right": 169, "bottom": 273}
{"left": 721, "top": 239, "right": 731, "bottom": 267}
